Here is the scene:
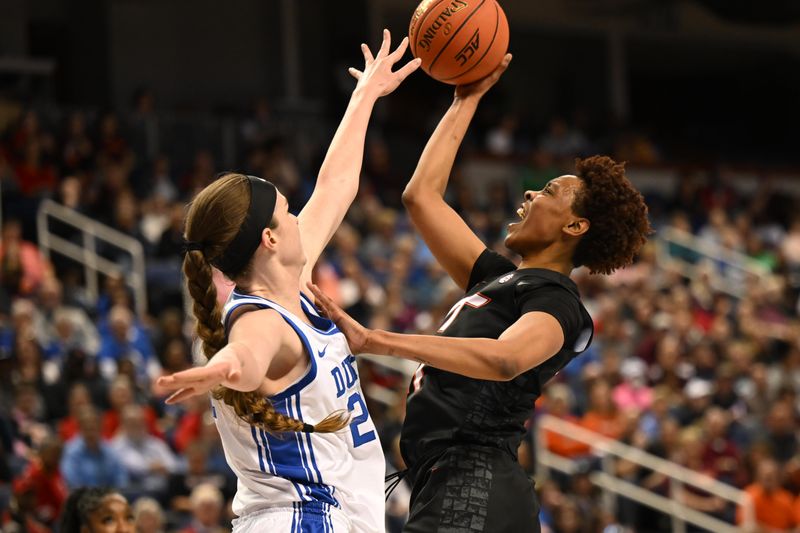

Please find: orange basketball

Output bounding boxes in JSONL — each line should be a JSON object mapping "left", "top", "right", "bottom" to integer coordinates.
{"left": 408, "top": 0, "right": 509, "bottom": 85}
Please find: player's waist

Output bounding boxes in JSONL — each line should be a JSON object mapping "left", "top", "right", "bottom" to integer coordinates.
{"left": 403, "top": 438, "right": 519, "bottom": 480}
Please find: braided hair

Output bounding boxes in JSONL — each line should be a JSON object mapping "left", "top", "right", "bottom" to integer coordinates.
{"left": 184, "top": 173, "right": 347, "bottom": 434}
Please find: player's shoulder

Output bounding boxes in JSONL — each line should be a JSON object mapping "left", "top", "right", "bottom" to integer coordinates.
{"left": 513, "top": 269, "right": 580, "bottom": 298}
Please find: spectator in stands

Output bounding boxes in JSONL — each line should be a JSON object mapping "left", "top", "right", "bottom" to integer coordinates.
{"left": 1, "top": 480, "right": 50, "bottom": 533}
{"left": 97, "top": 305, "right": 158, "bottom": 383}
{"left": 34, "top": 276, "right": 99, "bottom": 361}
{"left": 58, "top": 383, "right": 94, "bottom": 442}
{"left": 612, "top": 357, "right": 653, "bottom": 412}
{"left": 543, "top": 383, "right": 590, "bottom": 458}
{"left": 102, "top": 376, "right": 161, "bottom": 439}
{"left": 180, "top": 483, "right": 226, "bottom": 533}
{"left": 702, "top": 407, "right": 742, "bottom": 487}
{"left": 60, "top": 406, "right": 128, "bottom": 489}
{"left": 7, "top": 383, "right": 50, "bottom": 460}
{"left": 96, "top": 112, "right": 132, "bottom": 169}
{"left": 11, "top": 435, "right": 67, "bottom": 528}
{"left": 0, "top": 219, "right": 49, "bottom": 296}
{"left": 763, "top": 401, "right": 799, "bottom": 463}
{"left": 171, "top": 394, "right": 209, "bottom": 454}
{"left": 580, "top": 379, "right": 626, "bottom": 440}
{"left": 61, "top": 111, "right": 94, "bottom": 174}
{"left": 673, "top": 378, "right": 715, "bottom": 427}
{"left": 538, "top": 117, "right": 588, "bottom": 159}
{"left": 133, "top": 496, "right": 166, "bottom": 533}
{"left": 167, "top": 441, "right": 232, "bottom": 516}
{"left": 673, "top": 427, "right": 727, "bottom": 517}
{"left": 738, "top": 457, "right": 796, "bottom": 531}
{"left": 14, "top": 140, "right": 57, "bottom": 199}
{"left": 110, "top": 405, "right": 177, "bottom": 499}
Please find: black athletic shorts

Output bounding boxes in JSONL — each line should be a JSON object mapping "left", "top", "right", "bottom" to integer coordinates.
{"left": 403, "top": 445, "right": 540, "bottom": 533}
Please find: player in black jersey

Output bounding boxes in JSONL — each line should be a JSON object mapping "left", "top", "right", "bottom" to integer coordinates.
{"left": 308, "top": 53, "right": 651, "bottom": 532}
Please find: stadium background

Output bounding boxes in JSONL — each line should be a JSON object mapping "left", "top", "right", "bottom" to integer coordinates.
{"left": 1, "top": 0, "right": 800, "bottom": 531}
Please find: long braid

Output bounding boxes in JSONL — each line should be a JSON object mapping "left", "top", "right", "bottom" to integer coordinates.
{"left": 184, "top": 174, "right": 348, "bottom": 434}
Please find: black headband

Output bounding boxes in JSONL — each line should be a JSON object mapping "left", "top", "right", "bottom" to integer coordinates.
{"left": 212, "top": 176, "right": 277, "bottom": 276}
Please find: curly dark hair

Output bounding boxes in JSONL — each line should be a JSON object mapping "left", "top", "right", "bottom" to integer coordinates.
{"left": 570, "top": 155, "right": 651, "bottom": 275}
{"left": 60, "top": 487, "right": 119, "bottom": 533}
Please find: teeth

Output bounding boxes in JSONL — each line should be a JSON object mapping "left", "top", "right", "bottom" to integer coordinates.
{"left": 517, "top": 207, "right": 525, "bottom": 219}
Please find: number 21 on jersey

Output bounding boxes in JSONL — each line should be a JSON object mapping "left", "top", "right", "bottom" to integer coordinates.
{"left": 410, "top": 293, "right": 490, "bottom": 395}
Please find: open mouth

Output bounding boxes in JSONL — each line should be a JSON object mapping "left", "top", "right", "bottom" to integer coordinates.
{"left": 516, "top": 202, "right": 528, "bottom": 220}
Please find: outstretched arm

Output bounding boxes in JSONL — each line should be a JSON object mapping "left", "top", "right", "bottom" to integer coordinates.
{"left": 402, "top": 54, "right": 512, "bottom": 290}
{"left": 155, "top": 309, "right": 286, "bottom": 403}
{"left": 298, "top": 30, "right": 421, "bottom": 290}
{"left": 308, "top": 282, "right": 563, "bottom": 381}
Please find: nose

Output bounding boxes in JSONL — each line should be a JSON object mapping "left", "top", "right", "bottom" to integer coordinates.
{"left": 524, "top": 190, "right": 535, "bottom": 201}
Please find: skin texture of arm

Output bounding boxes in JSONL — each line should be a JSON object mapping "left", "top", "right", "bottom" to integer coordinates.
{"left": 156, "top": 309, "right": 286, "bottom": 403}
{"left": 401, "top": 54, "right": 512, "bottom": 290}
{"left": 308, "top": 282, "right": 564, "bottom": 381}
{"left": 298, "top": 30, "right": 421, "bottom": 289}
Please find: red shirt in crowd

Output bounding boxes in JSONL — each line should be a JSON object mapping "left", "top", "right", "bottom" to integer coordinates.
{"left": 102, "top": 406, "right": 163, "bottom": 439}
{"left": 13, "top": 460, "right": 68, "bottom": 526}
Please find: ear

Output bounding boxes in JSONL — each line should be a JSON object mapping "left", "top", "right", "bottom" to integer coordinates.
{"left": 563, "top": 218, "right": 589, "bottom": 237}
{"left": 261, "top": 228, "right": 278, "bottom": 251}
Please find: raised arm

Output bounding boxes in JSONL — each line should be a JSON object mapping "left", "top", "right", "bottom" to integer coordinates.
{"left": 298, "top": 30, "right": 421, "bottom": 289}
{"left": 402, "top": 54, "right": 512, "bottom": 290}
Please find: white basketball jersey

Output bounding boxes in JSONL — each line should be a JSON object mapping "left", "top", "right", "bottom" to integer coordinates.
{"left": 212, "top": 290, "right": 385, "bottom": 533}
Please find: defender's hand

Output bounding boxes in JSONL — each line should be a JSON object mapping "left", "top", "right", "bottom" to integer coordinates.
{"left": 349, "top": 29, "right": 422, "bottom": 99}
{"left": 307, "top": 282, "right": 372, "bottom": 354}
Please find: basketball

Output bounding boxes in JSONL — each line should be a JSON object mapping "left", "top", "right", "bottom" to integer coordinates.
{"left": 408, "top": 0, "right": 509, "bottom": 85}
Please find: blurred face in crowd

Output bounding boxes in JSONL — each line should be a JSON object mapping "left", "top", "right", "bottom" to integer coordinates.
{"left": 121, "top": 406, "right": 147, "bottom": 444}
{"left": 163, "top": 339, "right": 189, "bottom": 372}
{"left": 109, "top": 307, "right": 133, "bottom": 341}
{"left": 39, "top": 277, "right": 63, "bottom": 310}
{"left": 194, "top": 498, "right": 222, "bottom": 527}
{"left": 39, "top": 438, "right": 63, "bottom": 471}
{"left": 756, "top": 459, "right": 780, "bottom": 492}
{"left": 109, "top": 378, "right": 133, "bottom": 410}
{"left": 704, "top": 408, "right": 729, "bottom": 440}
{"left": 69, "top": 384, "right": 91, "bottom": 416}
{"left": 134, "top": 507, "right": 163, "bottom": 533}
{"left": 187, "top": 444, "right": 208, "bottom": 475}
{"left": 768, "top": 402, "right": 795, "bottom": 435}
{"left": 78, "top": 409, "right": 101, "bottom": 449}
{"left": 83, "top": 494, "right": 135, "bottom": 533}
{"left": 505, "top": 176, "right": 587, "bottom": 256}
{"left": 588, "top": 380, "right": 613, "bottom": 414}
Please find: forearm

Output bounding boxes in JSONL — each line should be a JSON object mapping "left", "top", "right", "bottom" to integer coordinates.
{"left": 403, "top": 96, "right": 480, "bottom": 201}
{"left": 366, "top": 329, "right": 517, "bottom": 381}
{"left": 315, "top": 88, "right": 377, "bottom": 193}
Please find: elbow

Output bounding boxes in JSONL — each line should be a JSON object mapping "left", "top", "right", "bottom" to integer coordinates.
{"left": 401, "top": 187, "right": 419, "bottom": 208}
{"left": 494, "top": 356, "right": 521, "bottom": 381}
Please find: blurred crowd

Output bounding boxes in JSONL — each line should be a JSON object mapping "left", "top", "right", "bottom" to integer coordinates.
{"left": 0, "top": 89, "right": 799, "bottom": 533}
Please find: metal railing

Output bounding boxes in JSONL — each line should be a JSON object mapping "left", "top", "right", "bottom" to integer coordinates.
{"left": 655, "top": 226, "right": 769, "bottom": 298}
{"left": 36, "top": 199, "right": 148, "bottom": 317}
{"left": 535, "top": 414, "right": 754, "bottom": 533}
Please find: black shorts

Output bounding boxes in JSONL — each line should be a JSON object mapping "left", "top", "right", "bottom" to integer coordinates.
{"left": 403, "top": 445, "right": 540, "bottom": 533}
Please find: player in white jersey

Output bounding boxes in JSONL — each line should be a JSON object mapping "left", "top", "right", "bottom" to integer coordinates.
{"left": 156, "top": 31, "right": 421, "bottom": 533}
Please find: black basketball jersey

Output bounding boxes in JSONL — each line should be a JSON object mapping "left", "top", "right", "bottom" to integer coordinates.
{"left": 400, "top": 249, "right": 594, "bottom": 469}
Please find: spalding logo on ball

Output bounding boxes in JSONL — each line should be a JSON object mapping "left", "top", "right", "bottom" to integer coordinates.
{"left": 409, "top": 0, "right": 509, "bottom": 85}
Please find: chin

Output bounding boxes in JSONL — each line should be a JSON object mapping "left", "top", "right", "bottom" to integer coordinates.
{"left": 504, "top": 234, "right": 520, "bottom": 254}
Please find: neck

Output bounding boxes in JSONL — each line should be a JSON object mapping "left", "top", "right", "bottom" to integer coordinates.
{"left": 240, "top": 262, "right": 303, "bottom": 315}
{"left": 518, "top": 247, "right": 574, "bottom": 276}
